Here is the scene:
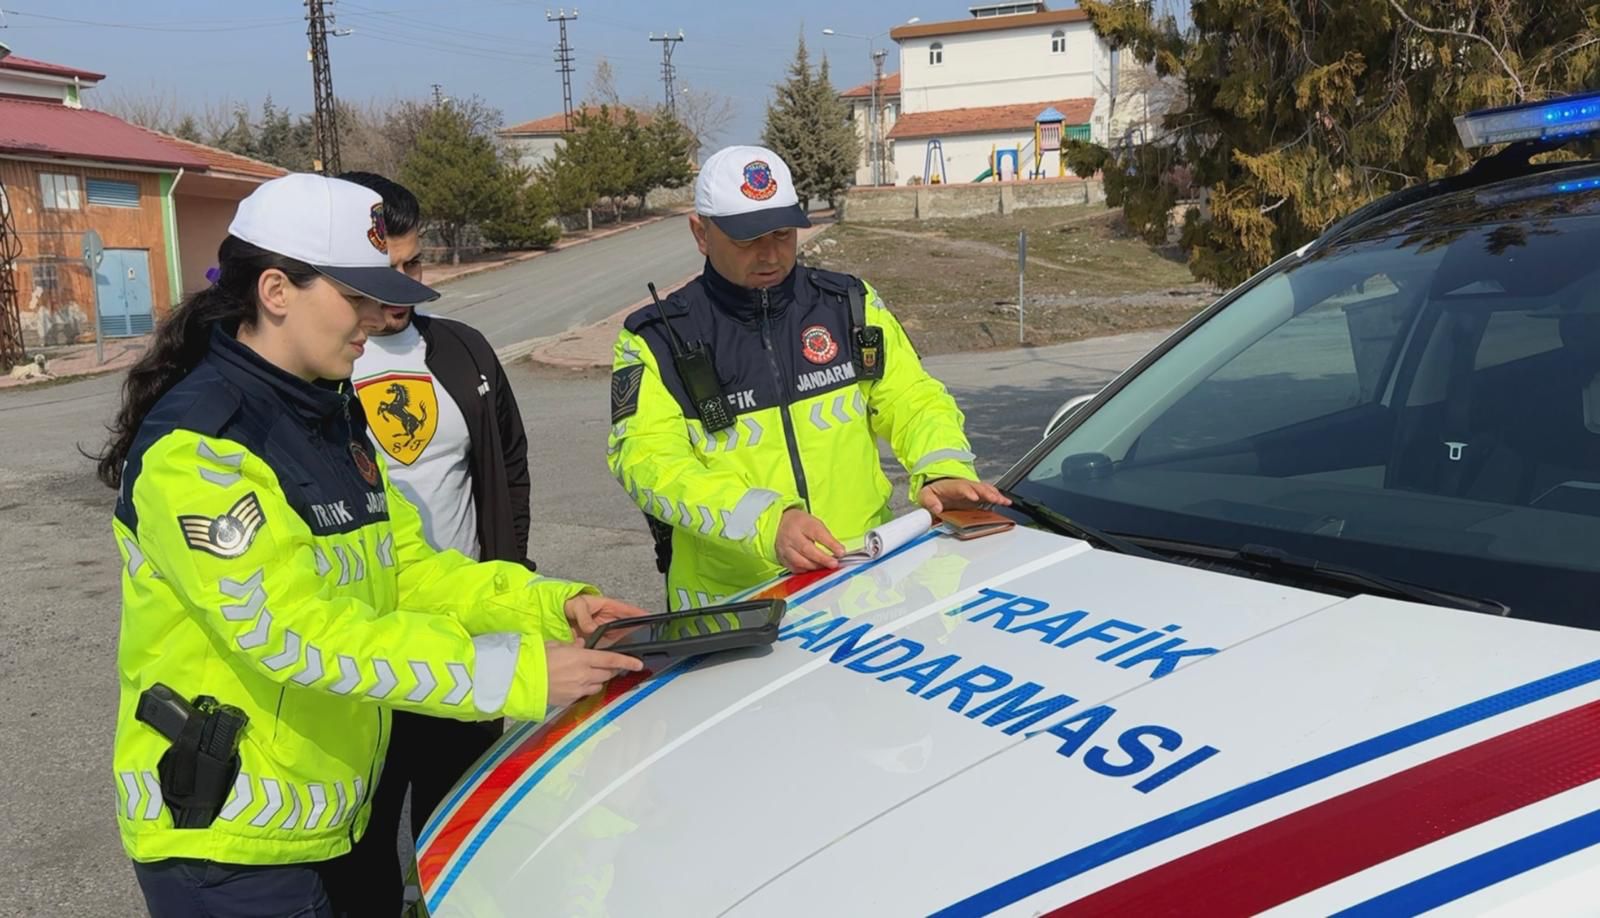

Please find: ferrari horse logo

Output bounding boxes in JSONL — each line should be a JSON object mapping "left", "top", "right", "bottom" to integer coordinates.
{"left": 356, "top": 372, "right": 439, "bottom": 465}
{"left": 378, "top": 382, "right": 429, "bottom": 444}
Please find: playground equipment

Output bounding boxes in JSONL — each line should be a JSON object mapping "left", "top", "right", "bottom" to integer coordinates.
{"left": 939, "top": 107, "right": 1091, "bottom": 183}
{"left": 923, "top": 139, "right": 947, "bottom": 185}
{"left": 1033, "top": 106, "right": 1067, "bottom": 178}
{"left": 976, "top": 144, "right": 1021, "bottom": 183}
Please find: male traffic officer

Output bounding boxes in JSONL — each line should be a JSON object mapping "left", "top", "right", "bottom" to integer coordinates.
{"left": 607, "top": 144, "right": 1007, "bottom": 609}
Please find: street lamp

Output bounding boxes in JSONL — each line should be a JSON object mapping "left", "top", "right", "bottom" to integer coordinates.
{"left": 823, "top": 18, "right": 917, "bottom": 186}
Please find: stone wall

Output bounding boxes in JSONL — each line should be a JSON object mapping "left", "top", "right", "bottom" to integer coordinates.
{"left": 840, "top": 176, "right": 1104, "bottom": 223}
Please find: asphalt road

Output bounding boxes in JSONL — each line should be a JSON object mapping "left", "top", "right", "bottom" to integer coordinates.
{"left": 0, "top": 327, "right": 1167, "bottom": 917}
{"left": 426, "top": 215, "right": 704, "bottom": 349}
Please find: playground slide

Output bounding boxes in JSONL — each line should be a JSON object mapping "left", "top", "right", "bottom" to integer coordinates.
{"left": 973, "top": 168, "right": 993, "bottom": 183}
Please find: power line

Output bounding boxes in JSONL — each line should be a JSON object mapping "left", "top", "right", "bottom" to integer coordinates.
{"left": 0, "top": 8, "right": 302, "bottom": 32}
{"left": 338, "top": 3, "right": 534, "bottom": 49}
{"left": 648, "top": 30, "right": 684, "bottom": 115}
{"left": 548, "top": 8, "right": 577, "bottom": 131}
{"left": 0, "top": 175, "right": 24, "bottom": 370}
{"left": 345, "top": 21, "right": 543, "bottom": 64}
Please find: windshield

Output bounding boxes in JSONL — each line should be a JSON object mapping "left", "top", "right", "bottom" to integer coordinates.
{"left": 1013, "top": 210, "right": 1600, "bottom": 628}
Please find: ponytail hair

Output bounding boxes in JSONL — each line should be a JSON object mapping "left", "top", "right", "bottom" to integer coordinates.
{"left": 93, "top": 235, "right": 319, "bottom": 489}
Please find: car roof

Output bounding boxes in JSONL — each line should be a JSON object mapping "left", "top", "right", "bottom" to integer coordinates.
{"left": 1329, "top": 159, "right": 1600, "bottom": 247}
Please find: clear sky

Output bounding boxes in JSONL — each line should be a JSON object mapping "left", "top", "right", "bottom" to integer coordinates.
{"left": 0, "top": 0, "right": 946, "bottom": 149}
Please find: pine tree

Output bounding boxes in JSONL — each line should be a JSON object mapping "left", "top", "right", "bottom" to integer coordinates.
{"left": 810, "top": 56, "right": 862, "bottom": 206}
{"left": 763, "top": 34, "right": 822, "bottom": 210}
{"left": 625, "top": 109, "right": 695, "bottom": 210}
{"left": 400, "top": 104, "right": 511, "bottom": 264}
{"left": 1080, "top": 0, "right": 1600, "bottom": 287}
{"left": 482, "top": 168, "right": 560, "bottom": 250}
{"left": 173, "top": 115, "right": 203, "bottom": 143}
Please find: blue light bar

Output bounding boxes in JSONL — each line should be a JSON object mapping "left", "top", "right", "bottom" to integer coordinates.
{"left": 1455, "top": 91, "right": 1600, "bottom": 149}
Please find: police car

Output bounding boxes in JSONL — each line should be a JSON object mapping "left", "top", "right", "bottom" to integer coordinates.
{"left": 411, "top": 96, "right": 1600, "bottom": 915}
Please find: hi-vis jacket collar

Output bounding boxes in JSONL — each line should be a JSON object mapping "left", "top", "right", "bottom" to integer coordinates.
{"left": 209, "top": 326, "right": 345, "bottom": 426}
{"left": 700, "top": 258, "right": 799, "bottom": 319}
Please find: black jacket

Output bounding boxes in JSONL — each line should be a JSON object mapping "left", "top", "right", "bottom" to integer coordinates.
{"left": 409, "top": 313, "right": 534, "bottom": 570}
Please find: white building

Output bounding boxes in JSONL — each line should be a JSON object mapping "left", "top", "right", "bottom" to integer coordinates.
{"left": 839, "top": 73, "right": 901, "bottom": 186}
{"left": 883, "top": 1, "right": 1152, "bottom": 186}
{"left": 497, "top": 104, "right": 648, "bottom": 173}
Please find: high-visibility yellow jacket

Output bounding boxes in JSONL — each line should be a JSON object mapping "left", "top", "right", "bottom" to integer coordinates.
{"left": 607, "top": 264, "right": 978, "bottom": 608}
{"left": 112, "top": 329, "right": 590, "bottom": 865}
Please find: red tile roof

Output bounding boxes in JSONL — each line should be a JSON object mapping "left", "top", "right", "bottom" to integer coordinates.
{"left": 890, "top": 8, "right": 1089, "bottom": 41}
{"left": 888, "top": 98, "right": 1093, "bottom": 140}
{"left": 142, "top": 130, "right": 287, "bottom": 180}
{"left": 841, "top": 73, "right": 902, "bottom": 99}
{"left": 0, "top": 97, "right": 208, "bottom": 169}
{"left": 499, "top": 104, "right": 651, "bottom": 136}
{"left": 0, "top": 54, "right": 105, "bottom": 83}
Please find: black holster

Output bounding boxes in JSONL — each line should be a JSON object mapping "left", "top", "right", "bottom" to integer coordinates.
{"left": 646, "top": 513, "right": 674, "bottom": 575}
{"left": 138, "top": 684, "right": 247, "bottom": 829}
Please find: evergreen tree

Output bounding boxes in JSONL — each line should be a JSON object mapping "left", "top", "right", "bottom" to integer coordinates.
{"left": 810, "top": 56, "right": 861, "bottom": 206}
{"left": 625, "top": 109, "right": 695, "bottom": 210}
{"left": 762, "top": 34, "right": 821, "bottom": 209}
{"left": 764, "top": 38, "right": 861, "bottom": 209}
{"left": 1080, "top": 0, "right": 1600, "bottom": 287}
{"left": 400, "top": 104, "right": 511, "bottom": 264}
{"left": 482, "top": 169, "right": 560, "bottom": 249}
{"left": 172, "top": 115, "right": 203, "bottom": 143}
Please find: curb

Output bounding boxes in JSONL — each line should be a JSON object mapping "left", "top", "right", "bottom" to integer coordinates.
{"left": 505, "top": 275, "right": 697, "bottom": 369}
{"left": 432, "top": 208, "right": 691, "bottom": 287}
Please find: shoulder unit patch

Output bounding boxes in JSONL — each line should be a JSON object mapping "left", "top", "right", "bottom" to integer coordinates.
{"left": 611, "top": 364, "right": 645, "bottom": 424}
{"left": 178, "top": 492, "right": 267, "bottom": 559}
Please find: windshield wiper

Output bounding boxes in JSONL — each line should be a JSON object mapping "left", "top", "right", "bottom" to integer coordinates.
{"left": 1001, "top": 491, "right": 1167, "bottom": 562}
{"left": 1127, "top": 536, "right": 1510, "bottom": 616}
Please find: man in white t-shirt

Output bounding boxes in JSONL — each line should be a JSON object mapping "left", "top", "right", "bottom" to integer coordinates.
{"left": 335, "top": 172, "right": 536, "bottom": 914}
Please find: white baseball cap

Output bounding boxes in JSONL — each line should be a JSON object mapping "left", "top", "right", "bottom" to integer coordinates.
{"left": 694, "top": 145, "right": 812, "bottom": 241}
{"left": 228, "top": 173, "right": 439, "bottom": 306}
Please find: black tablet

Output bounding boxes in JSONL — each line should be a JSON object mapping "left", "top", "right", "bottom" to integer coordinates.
{"left": 583, "top": 599, "right": 787, "bottom": 661}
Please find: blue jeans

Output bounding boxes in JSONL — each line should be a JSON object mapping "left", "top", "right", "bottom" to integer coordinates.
{"left": 132, "top": 858, "right": 343, "bottom": 918}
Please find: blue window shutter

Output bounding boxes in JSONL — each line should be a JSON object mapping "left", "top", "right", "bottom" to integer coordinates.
{"left": 86, "top": 179, "right": 140, "bottom": 208}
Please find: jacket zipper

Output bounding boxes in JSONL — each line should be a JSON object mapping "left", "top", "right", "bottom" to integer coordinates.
{"left": 353, "top": 706, "right": 384, "bottom": 845}
{"left": 337, "top": 386, "right": 383, "bottom": 846}
{"left": 760, "top": 288, "right": 810, "bottom": 506}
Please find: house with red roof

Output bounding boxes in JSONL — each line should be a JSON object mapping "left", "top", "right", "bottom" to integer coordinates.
{"left": 0, "top": 50, "right": 285, "bottom": 348}
{"left": 497, "top": 104, "right": 652, "bottom": 174}
{"left": 838, "top": 73, "right": 901, "bottom": 187}
{"left": 832, "top": 2, "right": 1156, "bottom": 186}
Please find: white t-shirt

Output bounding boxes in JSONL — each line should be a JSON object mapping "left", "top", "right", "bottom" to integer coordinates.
{"left": 352, "top": 324, "right": 481, "bottom": 558}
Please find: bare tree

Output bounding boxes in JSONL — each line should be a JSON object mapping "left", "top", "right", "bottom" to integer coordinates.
{"left": 587, "top": 57, "right": 623, "bottom": 107}
{"left": 94, "top": 85, "right": 193, "bottom": 133}
{"left": 676, "top": 82, "right": 736, "bottom": 159}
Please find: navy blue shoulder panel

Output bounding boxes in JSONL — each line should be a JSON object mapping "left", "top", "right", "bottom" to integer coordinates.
{"left": 805, "top": 267, "right": 863, "bottom": 297}
{"left": 113, "top": 362, "right": 244, "bottom": 534}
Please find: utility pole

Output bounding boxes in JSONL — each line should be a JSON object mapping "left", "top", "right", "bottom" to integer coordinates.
{"left": 548, "top": 8, "right": 578, "bottom": 131}
{"left": 648, "top": 30, "right": 684, "bottom": 115}
{"left": 305, "top": 0, "right": 344, "bottom": 175}
{"left": 0, "top": 174, "right": 23, "bottom": 371}
{"left": 0, "top": 41, "right": 20, "bottom": 370}
{"left": 870, "top": 47, "right": 887, "bottom": 186}
{"left": 431, "top": 83, "right": 446, "bottom": 107}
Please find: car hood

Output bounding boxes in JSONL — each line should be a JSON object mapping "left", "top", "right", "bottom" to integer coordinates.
{"left": 417, "top": 525, "right": 1600, "bottom": 917}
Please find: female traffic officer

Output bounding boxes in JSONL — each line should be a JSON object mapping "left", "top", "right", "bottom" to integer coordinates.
{"left": 95, "top": 173, "right": 644, "bottom": 916}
